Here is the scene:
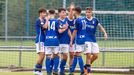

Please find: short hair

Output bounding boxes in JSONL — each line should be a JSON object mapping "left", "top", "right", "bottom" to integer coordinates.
{"left": 49, "top": 9, "right": 55, "bottom": 14}
{"left": 38, "top": 7, "right": 47, "bottom": 14}
{"left": 67, "top": 7, "right": 74, "bottom": 12}
{"left": 67, "top": 7, "right": 70, "bottom": 12}
{"left": 74, "top": 6, "right": 81, "bottom": 13}
{"left": 58, "top": 7, "right": 66, "bottom": 13}
{"left": 86, "top": 7, "right": 93, "bottom": 11}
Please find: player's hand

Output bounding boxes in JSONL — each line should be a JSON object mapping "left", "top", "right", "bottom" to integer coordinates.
{"left": 104, "top": 33, "right": 108, "bottom": 40}
{"left": 46, "top": 15, "right": 50, "bottom": 20}
{"left": 65, "top": 22, "right": 69, "bottom": 29}
{"left": 70, "top": 41, "right": 73, "bottom": 47}
{"left": 62, "top": 22, "right": 68, "bottom": 29}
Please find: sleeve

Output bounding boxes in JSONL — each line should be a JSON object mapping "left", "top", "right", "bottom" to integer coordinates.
{"left": 57, "top": 20, "right": 63, "bottom": 29}
{"left": 96, "top": 18, "right": 101, "bottom": 26}
{"left": 35, "top": 19, "right": 40, "bottom": 27}
{"left": 56, "top": 20, "right": 60, "bottom": 30}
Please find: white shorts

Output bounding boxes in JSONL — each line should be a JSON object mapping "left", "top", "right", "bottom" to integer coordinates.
{"left": 60, "top": 44, "right": 69, "bottom": 53}
{"left": 45, "top": 46, "right": 60, "bottom": 55}
{"left": 69, "top": 44, "right": 75, "bottom": 52}
{"left": 35, "top": 42, "right": 45, "bottom": 54}
{"left": 84, "top": 42, "right": 99, "bottom": 54}
{"left": 75, "top": 44, "right": 85, "bottom": 52}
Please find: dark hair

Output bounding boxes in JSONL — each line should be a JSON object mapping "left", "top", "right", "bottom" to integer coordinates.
{"left": 86, "top": 7, "right": 93, "bottom": 11}
{"left": 38, "top": 7, "right": 47, "bottom": 14}
{"left": 67, "top": 7, "right": 70, "bottom": 12}
{"left": 74, "top": 6, "right": 81, "bottom": 14}
{"left": 49, "top": 9, "right": 55, "bottom": 14}
{"left": 58, "top": 7, "right": 66, "bottom": 13}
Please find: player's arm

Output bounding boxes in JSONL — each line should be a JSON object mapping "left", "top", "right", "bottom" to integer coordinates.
{"left": 68, "top": 29, "right": 72, "bottom": 39}
{"left": 70, "top": 19, "right": 78, "bottom": 46}
{"left": 61, "top": 22, "right": 69, "bottom": 29}
{"left": 58, "top": 28, "right": 67, "bottom": 33}
{"left": 58, "top": 21, "right": 68, "bottom": 33}
{"left": 70, "top": 29, "right": 77, "bottom": 46}
{"left": 40, "top": 16, "right": 50, "bottom": 29}
{"left": 98, "top": 24, "right": 108, "bottom": 40}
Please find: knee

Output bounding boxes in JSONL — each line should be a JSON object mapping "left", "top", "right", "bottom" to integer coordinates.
{"left": 70, "top": 53, "right": 74, "bottom": 59}
{"left": 38, "top": 52, "right": 45, "bottom": 59}
{"left": 53, "top": 54, "right": 59, "bottom": 57}
{"left": 93, "top": 54, "right": 98, "bottom": 59}
{"left": 76, "top": 52, "right": 82, "bottom": 56}
{"left": 86, "top": 53, "right": 91, "bottom": 59}
{"left": 37, "top": 53, "right": 45, "bottom": 64}
{"left": 39, "top": 52, "right": 45, "bottom": 57}
{"left": 63, "top": 53, "right": 68, "bottom": 60}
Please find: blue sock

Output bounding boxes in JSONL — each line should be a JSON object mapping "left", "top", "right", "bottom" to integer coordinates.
{"left": 34, "top": 64, "right": 42, "bottom": 72}
{"left": 45, "top": 56, "right": 52, "bottom": 73}
{"left": 85, "top": 64, "right": 91, "bottom": 73}
{"left": 70, "top": 56, "right": 77, "bottom": 73}
{"left": 53, "top": 56, "right": 59, "bottom": 72}
{"left": 78, "top": 56, "right": 84, "bottom": 74}
{"left": 50, "top": 58, "right": 54, "bottom": 71}
{"left": 60, "top": 59, "right": 67, "bottom": 73}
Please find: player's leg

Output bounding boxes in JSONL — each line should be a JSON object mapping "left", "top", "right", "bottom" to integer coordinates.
{"left": 69, "top": 54, "right": 77, "bottom": 75}
{"left": 69, "top": 45, "right": 84, "bottom": 75}
{"left": 91, "top": 53, "right": 98, "bottom": 64}
{"left": 53, "top": 47, "right": 60, "bottom": 75}
{"left": 34, "top": 52, "right": 45, "bottom": 75}
{"left": 84, "top": 53, "right": 91, "bottom": 75}
{"left": 77, "top": 45, "right": 84, "bottom": 75}
{"left": 69, "top": 52, "right": 74, "bottom": 66}
{"left": 34, "top": 42, "right": 45, "bottom": 75}
{"left": 59, "top": 44, "right": 69, "bottom": 75}
{"left": 69, "top": 45, "right": 75, "bottom": 66}
{"left": 84, "top": 42, "right": 92, "bottom": 74}
{"left": 50, "top": 54, "right": 54, "bottom": 72}
{"left": 45, "top": 47, "right": 53, "bottom": 75}
{"left": 90, "top": 42, "right": 99, "bottom": 64}
{"left": 77, "top": 52, "right": 84, "bottom": 75}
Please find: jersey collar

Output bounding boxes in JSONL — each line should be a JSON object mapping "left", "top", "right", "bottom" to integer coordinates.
{"left": 86, "top": 17, "right": 93, "bottom": 21}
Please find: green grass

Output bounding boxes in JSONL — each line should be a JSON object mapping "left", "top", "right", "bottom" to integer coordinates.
{"left": 0, "top": 40, "right": 134, "bottom": 47}
{"left": 0, "top": 51, "right": 134, "bottom": 68}
{"left": 0, "top": 72, "right": 132, "bottom": 75}
{"left": 0, "top": 40, "right": 134, "bottom": 67}
{"left": 0, "top": 40, "right": 134, "bottom": 73}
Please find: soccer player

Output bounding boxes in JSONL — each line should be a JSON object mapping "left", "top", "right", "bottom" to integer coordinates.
{"left": 69, "top": 6, "right": 85, "bottom": 75}
{"left": 84, "top": 7, "right": 108, "bottom": 74}
{"left": 34, "top": 7, "right": 48, "bottom": 75}
{"left": 67, "top": 3, "right": 75, "bottom": 68}
{"left": 58, "top": 8, "right": 72, "bottom": 75}
{"left": 44, "top": 9, "right": 68, "bottom": 75}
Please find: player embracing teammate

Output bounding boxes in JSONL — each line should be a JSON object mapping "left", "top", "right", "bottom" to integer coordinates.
{"left": 34, "top": 4, "right": 108, "bottom": 75}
